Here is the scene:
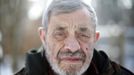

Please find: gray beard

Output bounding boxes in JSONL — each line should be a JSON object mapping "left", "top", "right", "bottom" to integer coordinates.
{"left": 44, "top": 48, "right": 92, "bottom": 75}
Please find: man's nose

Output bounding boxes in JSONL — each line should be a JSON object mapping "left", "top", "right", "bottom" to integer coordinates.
{"left": 64, "top": 36, "right": 80, "bottom": 52}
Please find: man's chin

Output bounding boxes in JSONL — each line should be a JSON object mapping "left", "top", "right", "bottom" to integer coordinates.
{"left": 59, "top": 61, "right": 83, "bottom": 73}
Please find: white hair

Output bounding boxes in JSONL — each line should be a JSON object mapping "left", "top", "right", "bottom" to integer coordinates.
{"left": 42, "top": 0, "right": 97, "bottom": 30}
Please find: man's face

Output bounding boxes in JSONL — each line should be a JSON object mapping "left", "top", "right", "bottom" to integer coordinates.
{"left": 39, "top": 8, "right": 99, "bottom": 75}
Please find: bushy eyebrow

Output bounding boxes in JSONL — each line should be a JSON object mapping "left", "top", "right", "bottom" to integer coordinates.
{"left": 79, "top": 27, "right": 88, "bottom": 32}
{"left": 55, "top": 26, "right": 67, "bottom": 31}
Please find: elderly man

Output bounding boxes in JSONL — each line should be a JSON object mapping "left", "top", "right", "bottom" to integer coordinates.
{"left": 15, "top": 0, "right": 133, "bottom": 75}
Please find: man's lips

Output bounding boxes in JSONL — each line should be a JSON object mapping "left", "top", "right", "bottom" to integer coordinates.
{"left": 60, "top": 57, "right": 83, "bottom": 62}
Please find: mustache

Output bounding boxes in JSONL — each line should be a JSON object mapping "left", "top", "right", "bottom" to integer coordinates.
{"left": 57, "top": 50, "right": 86, "bottom": 59}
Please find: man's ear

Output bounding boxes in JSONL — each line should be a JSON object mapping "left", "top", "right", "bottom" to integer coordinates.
{"left": 95, "top": 31, "right": 100, "bottom": 42}
{"left": 38, "top": 27, "right": 46, "bottom": 44}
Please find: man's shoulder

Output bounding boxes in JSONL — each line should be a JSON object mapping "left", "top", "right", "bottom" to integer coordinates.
{"left": 94, "top": 50, "right": 134, "bottom": 75}
{"left": 14, "top": 48, "right": 44, "bottom": 75}
{"left": 15, "top": 68, "right": 26, "bottom": 75}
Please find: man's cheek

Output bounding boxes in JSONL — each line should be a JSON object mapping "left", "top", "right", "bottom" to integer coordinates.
{"left": 81, "top": 44, "right": 94, "bottom": 56}
{"left": 51, "top": 43, "right": 62, "bottom": 60}
{"left": 80, "top": 43, "right": 90, "bottom": 51}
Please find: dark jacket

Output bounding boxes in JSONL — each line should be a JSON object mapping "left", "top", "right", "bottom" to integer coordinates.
{"left": 15, "top": 48, "right": 134, "bottom": 75}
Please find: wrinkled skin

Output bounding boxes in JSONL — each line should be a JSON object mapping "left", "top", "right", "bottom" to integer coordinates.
{"left": 39, "top": 7, "right": 100, "bottom": 75}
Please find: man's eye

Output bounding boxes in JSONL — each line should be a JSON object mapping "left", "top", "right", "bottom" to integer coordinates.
{"left": 56, "top": 33, "right": 64, "bottom": 36}
{"left": 54, "top": 32, "right": 66, "bottom": 40}
{"left": 80, "top": 34, "right": 89, "bottom": 38}
{"left": 78, "top": 34, "right": 90, "bottom": 42}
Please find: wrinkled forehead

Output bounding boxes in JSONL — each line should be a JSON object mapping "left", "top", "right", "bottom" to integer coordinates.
{"left": 48, "top": 8, "right": 95, "bottom": 32}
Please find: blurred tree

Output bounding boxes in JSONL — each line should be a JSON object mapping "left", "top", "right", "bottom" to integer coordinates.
{"left": 130, "top": 0, "right": 134, "bottom": 26}
{"left": 0, "top": 0, "right": 27, "bottom": 71}
{"left": 96, "top": 0, "right": 134, "bottom": 26}
{"left": 96, "top": 0, "right": 122, "bottom": 25}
